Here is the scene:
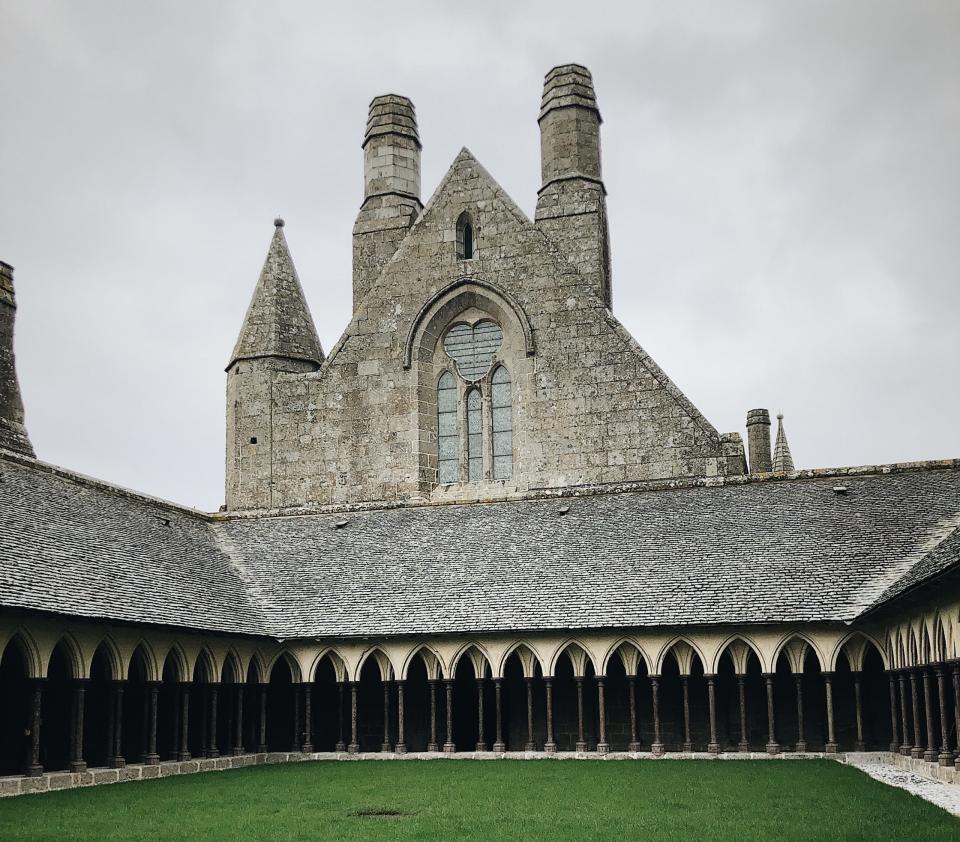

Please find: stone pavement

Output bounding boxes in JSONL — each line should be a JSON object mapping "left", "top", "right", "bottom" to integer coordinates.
{"left": 844, "top": 752, "right": 960, "bottom": 817}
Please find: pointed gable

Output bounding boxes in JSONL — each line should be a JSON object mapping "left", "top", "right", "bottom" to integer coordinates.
{"left": 228, "top": 220, "right": 324, "bottom": 370}
{"left": 772, "top": 413, "right": 796, "bottom": 473}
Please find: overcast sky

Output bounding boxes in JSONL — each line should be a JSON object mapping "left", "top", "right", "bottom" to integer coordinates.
{"left": 1, "top": 1, "right": 957, "bottom": 511}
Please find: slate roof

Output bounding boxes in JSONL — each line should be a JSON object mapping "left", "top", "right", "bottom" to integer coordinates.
{"left": 1, "top": 450, "right": 959, "bottom": 639}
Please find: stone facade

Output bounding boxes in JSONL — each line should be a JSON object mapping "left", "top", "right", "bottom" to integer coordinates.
{"left": 0, "top": 262, "right": 34, "bottom": 458}
{"left": 225, "top": 65, "right": 746, "bottom": 511}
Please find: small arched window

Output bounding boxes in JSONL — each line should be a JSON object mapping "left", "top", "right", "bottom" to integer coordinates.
{"left": 491, "top": 366, "right": 513, "bottom": 480}
{"left": 437, "top": 371, "right": 459, "bottom": 483}
{"left": 456, "top": 212, "right": 475, "bottom": 260}
{"left": 466, "top": 388, "right": 483, "bottom": 481}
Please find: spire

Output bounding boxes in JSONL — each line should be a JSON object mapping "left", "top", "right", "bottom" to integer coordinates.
{"left": 772, "top": 413, "right": 795, "bottom": 473}
{"left": 227, "top": 219, "right": 324, "bottom": 371}
{"left": 0, "top": 262, "right": 35, "bottom": 458}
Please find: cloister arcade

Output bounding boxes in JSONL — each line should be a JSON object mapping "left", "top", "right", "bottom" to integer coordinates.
{"left": 2, "top": 607, "right": 959, "bottom": 779}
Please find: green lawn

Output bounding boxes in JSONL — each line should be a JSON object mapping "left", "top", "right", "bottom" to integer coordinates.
{"left": 0, "top": 760, "right": 956, "bottom": 841}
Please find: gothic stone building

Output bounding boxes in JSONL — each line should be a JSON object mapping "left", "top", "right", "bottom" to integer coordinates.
{"left": 2, "top": 65, "right": 960, "bottom": 796}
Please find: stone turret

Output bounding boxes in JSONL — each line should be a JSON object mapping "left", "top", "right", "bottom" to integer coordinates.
{"left": 535, "top": 64, "right": 611, "bottom": 306}
{"left": 0, "top": 262, "right": 35, "bottom": 458}
{"left": 746, "top": 408, "right": 772, "bottom": 474}
{"left": 352, "top": 94, "right": 423, "bottom": 311}
{"left": 772, "top": 413, "right": 795, "bottom": 473}
{"left": 225, "top": 219, "right": 323, "bottom": 510}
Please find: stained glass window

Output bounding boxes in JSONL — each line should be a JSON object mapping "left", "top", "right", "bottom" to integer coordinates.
{"left": 492, "top": 366, "right": 513, "bottom": 480}
{"left": 437, "top": 371, "right": 459, "bottom": 483}
{"left": 467, "top": 388, "right": 483, "bottom": 481}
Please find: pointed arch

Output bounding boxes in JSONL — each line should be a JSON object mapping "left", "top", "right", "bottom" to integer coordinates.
{"left": 46, "top": 633, "right": 83, "bottom": 680}
{"left": 713, "top": 635, "right": 763, "bottom": 675}
{"left": 456, "top": 210, "right": 476, "bottom": 260}
{"left": 449, "top": 642, "right": 494, "bottom": 679}
{"left": 221, "top": 648, "right": 243, "bottom": 684}
{"left": 306, "top": 647, "right": 347, "bottom": 684}
{"left": 91, "top": 636, "right": 123, "bottom": 682}
{"left": 497, "top": 641, "right": 545, "bottom": 679}
{"left": 545, "top": 640, "right": 592, "bottom": 678}
{"left": 192, "top": 647, "right": 218, "bottom": 684}
{"left": 400, "top": 644, "right": 444, "bottom": 681}
{"left": 3, "top": 628, "right": 43, "bottom": 679}
{"left": 265, "top": 649, "right": 302, "bottom": 683}
{"left": 354, "top": 647, "right": 395, "bottom": 682}
{"left": 161, "top": 642, "right": 189, "bottom": 683}
{"left": 654, "top": 636, "right": 708, "bottom": 676}
{"left": 128, "top": 640, "right": 160, "bottom": 682}
{"left": 600, "top": 638, "right": 652, "bottom": 676}
{"left": 772, "top": 632, "right": 827, "bottom": 673}
{"left": 247, "top": 650, "right": 268, "bottom": 684}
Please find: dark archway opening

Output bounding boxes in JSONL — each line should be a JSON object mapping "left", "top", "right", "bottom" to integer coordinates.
{"left": 158, "top": 654, "right": 181, "bottom": 760}
{"left": 313, "top": 657, "right": 340, "bottom": 751}
{"left": 0, "top": 639, "right": 31, "bottom": 775}
{"left": 356, "top": 658, "right": 385, "bottom": 752}
{"left": 41, "top": 642, "right": 73, "bottom": 772}
{"left": 87, "top": 646, "right": 114, "bottom": 768}
{"left": 266, "top": 658, "right": 294, "bottom": 752}
{"left": 404, "top": 656, "right": 431, "bottom": 751}
{"left": 121, "top": 649, "right": 149, "bottom": 764}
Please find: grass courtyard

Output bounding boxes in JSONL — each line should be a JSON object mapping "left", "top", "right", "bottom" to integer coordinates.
{"left": 0, "top": 760, "right": 957, "bottom": 841}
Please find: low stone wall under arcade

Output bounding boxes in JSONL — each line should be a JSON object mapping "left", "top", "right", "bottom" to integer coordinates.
{"left": 2, "top": 607, "right": 959, "bottom": 788}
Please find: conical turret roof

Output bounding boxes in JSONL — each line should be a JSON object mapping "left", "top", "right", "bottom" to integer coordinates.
{"left": 228, "top": 219, "right": 324, "bottom": 370}
{"left": 772, "top": 413, "right": 795, "bottom": 473}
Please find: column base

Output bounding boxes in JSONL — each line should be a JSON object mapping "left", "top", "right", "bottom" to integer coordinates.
{"left": 207, "top": 749, "right": 220, "bottom": 759}
{"left": 651, "top": 742, "right": 664, "bottom": 757}
{"left": 543, "top": 742, "right": 556, "bottom": 754}
{"left": 524, "top": 742, "right": 535, "bottom": 752}
{"left": 347, "top": 744, "right": 359, "bottom": 754}
{"left": 443, "top": 743, "right": 456, "bottom": 753}
{"left": 681, "top": 742, "right": 692, "bottom": 753}
{"left": 910, "top": 747, "right": 923, "bottom": 759}
{"left": 143, "top": 754, "right": 160, "bottom": 765}
{"left": 476, "top": 742, "right": 488, "bottom": 752}
{"left": 25, "top": 764, "right": 43, "bottom": 778}
{"left": 257, "top": 744, "right": 268, "bottom": 754}
{"left": 628, "top": 742, "right": 642, "bottom": 753}
{"left": 575, "top": 741, "right": 588, "bottom": 752}
{"left": 334, "top": 742, "right": 345, "bottom": 753}
{"left": 177, "top": 751, "right": 191, "bottom": 762}
{"left": 395, "top": 743, "right": 407, "bottom": 754}
{"left": 231, "top": 746, "right": 245, "bottom": 757}
{"left": 302, "top": 743, "right": 314, "bottom": 754}
{"left": 707, "top": 743, "right": 720, "bottom": 755}
{"left": 938, "top": 752, "right": 954, "bottom": 766}
{"left": 69, "top": 760, "right": 88, "bottom": 773}
{"left": 596, "top": 742, "right": 609, "bottom": 755}
{"left": 737, "top": 742, "right": 749, "bottom": 753}
{"left": 795, "top": 741, "right": 807, "bottom": 753}
{"left": 109, "top": 757, "right": 126, "bottom": 769}
{"left": 380, "top": 743, "right": 391, "bottom": 753}
{"left": 426, "top": 743, "right": 439, "bottom": 752}
{"left": 923, "top": 749, "right": 938, "bottom": 763}
{"left": 493, "top": 741, "right": 505, "bottom": 754}
{"left": 766, "top": 742, "right": 780, "bottom": 755}
{"left": 888, "top": 741, "right": 899, "bottom": 753}
{"left": 854, "top": 741, "right": 865, "bottom": 752}
{"left": 825, "top": 742, "right": 838, "bottom": 754}
{"left": 900, "top": 745, "right": 911, "bottom": 756}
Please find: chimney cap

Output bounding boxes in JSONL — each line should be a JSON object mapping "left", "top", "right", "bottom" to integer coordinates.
{"left": 746, "top": 408, "right": 771, "bottom": 425}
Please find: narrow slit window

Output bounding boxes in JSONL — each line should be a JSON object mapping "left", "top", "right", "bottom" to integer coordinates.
{"left": 467, "top": 388, "right": 483, "bottom": 481}
{"left": 456, "top": 211, "right": 475, "bottom": 260}
{"left": 437, "top": 371, "right": 459, "bottom": 483}
{"left": 491, "top": 366, "right": 513, "bottom": 480}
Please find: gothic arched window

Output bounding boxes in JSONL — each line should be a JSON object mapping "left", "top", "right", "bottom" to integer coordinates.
{"left": 491, "top": 366, "right": 513, "bottom": 480}
{"left": 466, "top": 388, "right": 483, "bottom": 481}
{"left": 437, "top": 371, "right": 459, "bottom": 483}
{"left": 456, "top": 212, "right": 475, "bottom": 260}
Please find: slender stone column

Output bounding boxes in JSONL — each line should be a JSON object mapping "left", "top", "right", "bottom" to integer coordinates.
{"left": 493, "top": 679, "right": 505, "bottom": 753}
{"left": 444, "top": 679, "right": 456, "bottom": 753}
{"left": 476, "top": 678, "right": 487, "bottom": 751}
{"left": 543, "top": 678, "right": 555, "bottom": 753}
{"left": 575, "top": 677, "right": 587, "bottom": 752}
{"left": 650, "top": 676, "right": 663, "bottom": 756}
{"left": 764, "top": 674, "right": 778, "bottom": 754}
{"left": 936, "top": 666, "right": 953, "bottom": 766}
{"left": 144, "top": 682, "right": 160, "bottom": 764}
{"left": 737, "top": 675, "right": 749, "bottom": 752}
{"left": 292, "top": 685, "right": 300, "bottom": 754}
{"left": 853, "top": 672, "right": 865, "bottom": 751}
{"left": 628, "top": 676, "right": 640, "bottom": 752}
{"left": 910, "top": 670, "right": 923, "bottom": 758}
{"left": 887, "top": 672, "right": 899, "bottom": 754}
{"left": 707, "top": 676, "right": 719, "bottom": 755}
{"left": 681, "top": 676, "right": 692, "bottom": 752}
{"left": 257, "top": 685, "right": 268, "bottom": 753}
{"left": 596, "top": 676, "right": 608, "bottom": 755}
{"left": 427, "top": 680, "right": 439, "bottom": 752}
{"left": 824, "top": 672, "right": 837, "bottom": 753}
{"left": 923, "top": 669, "right": 937, "bottom": 762}
{"left": 198, "top": 685, "right": 208, "bottom": 757}
{"left": 899, "top": 672, "right": 911, "bottom": 755}
{"left": 381, "top": 681, "right": 392, "bottom": 753}
{"left": 110, "top": 682, "right": 126, "bottom": 768}
{"left": 524, "top": 677, "right": 536, "bottom": 751}
{"left": 178, "top": 684, "right": 191, "bottom": 761}
{"left": 233, "top": 684, "right": 244, "bottom": 755}
{"left": 348, "top": 682, "right": 359, "bottom": 753}
{"left": 303, "top": 684, "right": 314, "bottom": 753}
{"left": 208, "top": 684, "right": 220, "bottom": 758}
{"left": 335, "top": 683, "right": 346, "bottom": 752}
{"left": 952, "top": 663, "right": 960, "bottom": 771}
{"left": 170, "top": 683, "right": 180, "bottom": 760}
{"left": 395, "top": 681, "right": 407, "bottom": 754}
{"left": 795, "top": 674, "right": 806, "bottom": 753}
{"left": 70, "top": 680, "right": 88, "bottom": 772}
{"left": 106, "top": 681, "right": 116, "bottom": 766}
{"left": 26, "top": 680, "right": 43, "bottom": 777}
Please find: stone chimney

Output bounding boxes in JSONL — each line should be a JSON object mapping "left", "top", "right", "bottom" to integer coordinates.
{"left": 0, "top": 262, "right": 35, "bottom": 457}
{"left": 746, "top": 408, "right": 772, "bottom": 474}
{"left": 534, "top": 64, "right": 611, "bottom": 306}
{"left": 351, "top": 94, "right": 422, "bottom": 311}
